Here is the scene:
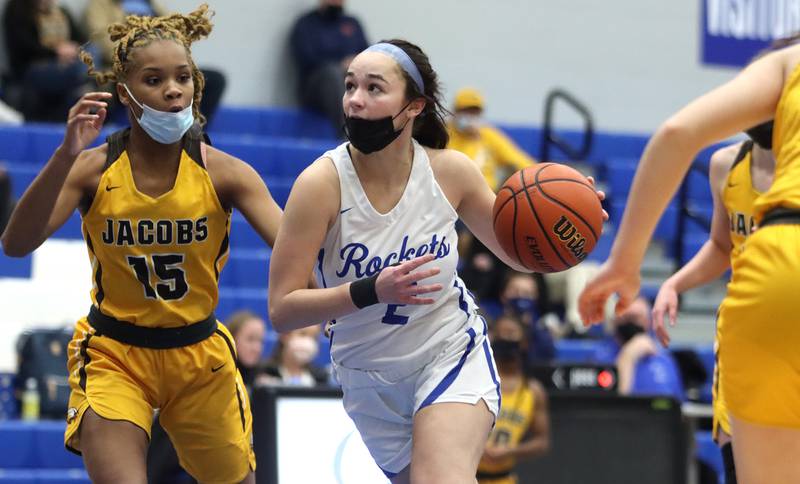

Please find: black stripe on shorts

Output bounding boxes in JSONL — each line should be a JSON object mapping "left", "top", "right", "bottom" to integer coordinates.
{"left": 78, "top": 332, "right": 94, "bottom": 392}
{"left": 215, "top": 329, "right": 246, "bottom": 432}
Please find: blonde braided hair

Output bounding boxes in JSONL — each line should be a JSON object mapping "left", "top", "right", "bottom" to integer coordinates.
{"left": 80, "top": 4, "right": 213, "bottom": 125}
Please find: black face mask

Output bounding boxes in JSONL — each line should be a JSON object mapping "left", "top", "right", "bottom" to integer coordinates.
{"left": 745, "top": 121, "right": 773, "bottom": 150}
{"left": 343, "top": 104, "right": 411, "bottom": 154}
{"left": 320, "top": 5, "right": 343, "bottom": 18}
{"left": 614, "top": 320, "right": 645, "bottom": 344}
{"left": 491, "top": 339, "right": 523, "bottom": 363}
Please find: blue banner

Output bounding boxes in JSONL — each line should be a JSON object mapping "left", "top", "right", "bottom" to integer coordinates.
{"left": 701, "top": 0, "right": 800, "bottom": 67}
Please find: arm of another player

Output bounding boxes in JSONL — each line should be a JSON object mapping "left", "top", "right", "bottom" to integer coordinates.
{"left": 578, "top": 47, "right": 789, "bottom": 325}
{"left": 267, "top": 159, "right": 442, "bottom": 332}
{"left": 652, "top": 144, "right": 737, "bottom": 346}
{"left": 206, "top": 148, "right": 318, "bottom": 291}
{"left": 206, "top": 147, "right": 282, "bottom": 248}
{"left": 511, "top": 380, "right": 551, "bottom": 459}
{"left": 1, "top": 92, "right": 110, "bottom": 256}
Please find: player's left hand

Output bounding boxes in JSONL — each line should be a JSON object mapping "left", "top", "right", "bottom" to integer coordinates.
{"left": 585, "top": 176, "right": 609, "bottom": 222}
{"left": 578, "top": 258, "right": 640, "bottom": 326}
{"left": 652, "top": 283, "right": 679, "bottom": 347}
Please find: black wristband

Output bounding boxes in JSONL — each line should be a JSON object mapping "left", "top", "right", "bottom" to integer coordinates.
{"left": 350, "top": 273, "right": 380, "bottom": 309}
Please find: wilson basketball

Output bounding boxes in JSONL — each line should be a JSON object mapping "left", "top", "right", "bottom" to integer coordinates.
{"left": 493, "top": 163, "right": 603, "bottom": 273}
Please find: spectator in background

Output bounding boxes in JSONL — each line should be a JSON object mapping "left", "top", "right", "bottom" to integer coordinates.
{"left": 289, "top": 0, "right": 368, "bottom": 135}
{"left": 446, "top": 87, "right": 536, "bottom": 192}
{"left": 225, "top": 310, "right": 267, "bottom": 391}
{"left": 498, "top": 271, "right": 556, "bottom": 365}
{"left": 609, "top": 297, "right": 685, "bottom": 401}
{"left": 83, "top": 0, "right": 227, "bottom": 123}
{"left": 450, "top": 88, "right": 537, "bottom": 300}
{"left": 478, "top": 314, "right": 550, "bottom": 484}
{"left": 260, "top": 325, "right": 328, "bottom": 387}
{"left": 3, "top": 0, "right": 89, "bottom": 121}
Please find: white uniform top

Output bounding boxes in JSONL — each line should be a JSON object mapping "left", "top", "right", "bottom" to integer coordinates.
{"left": 318, "top": 140, "right": 479, "bottom": 375}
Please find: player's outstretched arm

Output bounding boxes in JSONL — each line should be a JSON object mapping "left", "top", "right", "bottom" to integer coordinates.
{"left": 2, "top": 93, "right": 110, "bottom": 256}
{"left": 579, "top": 47, "right": 790, "bottom": 326}
{"left": 652, "top": 144, "right": 738, "bottom": 346}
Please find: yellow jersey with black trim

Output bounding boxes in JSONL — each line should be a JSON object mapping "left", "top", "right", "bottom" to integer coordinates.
{"left": 477, "top": 381, "right": 535, "bottom": 478}
{"left": 81, "top": 128, "right": 230, "bottom": 328}
{"left": 722, "top": 141, "right": 760, "bottom": 259}
{"left": 755, "top": 61, "right": 800, "bottom": 220}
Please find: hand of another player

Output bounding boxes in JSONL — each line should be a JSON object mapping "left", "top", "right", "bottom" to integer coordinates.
{"left": 375, "top": 254, "right": 442, "bottom": 305}
{"left": 61, "top": 92, "right": 112, "bottom": 158}
{"left": 585, "top": 176, "right": 609, "bottom": 222}
{"left": 652, "top": 283, "right": 678, "bottom": 347}
{"left": 578, "top": 259, "right": 640, "bottom": 326}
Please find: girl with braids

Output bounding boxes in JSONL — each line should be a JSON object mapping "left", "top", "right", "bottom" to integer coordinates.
{"left": 1, "top": 5, "right": 280, "bottom": 483}
{"left": 268, "top": 39, "right": 604, "bottom": 482}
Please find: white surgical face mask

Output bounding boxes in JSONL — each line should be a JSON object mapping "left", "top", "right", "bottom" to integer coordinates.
{"left": 455, "top": 113, "right": 482, "bottom": 132}
{"left": 123, "top": 84, "right": 194, "bottom": 144}
{"left": 286, "top": 335, "right": 319, "bottom": 367}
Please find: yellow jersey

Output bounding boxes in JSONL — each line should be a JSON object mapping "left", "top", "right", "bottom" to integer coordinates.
{"left": 754, "top": 61, "right": 800, "bottom": 220}
{"left": 722, "top": 141, "right": 760, "bottom": 260}
{"left": 80, "top": 127, "right": 230, "bottom": 328}
{"left": 477, "top": 381, "right": 535, "bottom": 483}
{"left": 446, "top": 124, "right": 535, "bottom": 191}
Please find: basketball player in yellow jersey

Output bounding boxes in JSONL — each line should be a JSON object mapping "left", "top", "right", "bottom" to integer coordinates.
{"left": 477, "top": 314, "right": 550, "bottom": 484}
{"left": 651, "top": 125, "right": 774, "bottom": 484}
{"left": 579, "top": 38, "right": 800, "bottom": 483}
{"left": 0, "top": 6, "right": 278, "bottom": 483}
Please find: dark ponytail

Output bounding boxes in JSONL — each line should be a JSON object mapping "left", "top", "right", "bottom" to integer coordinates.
{"left": 382, "top": 39, "right": 450, "bottom": 149}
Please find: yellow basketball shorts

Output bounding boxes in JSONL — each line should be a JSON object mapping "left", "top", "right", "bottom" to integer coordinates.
{"left": 718, "top": 224, "right": 800, "bottom": 428}
{"left": 64, "top": 317, "right": 255, "bottom": 483}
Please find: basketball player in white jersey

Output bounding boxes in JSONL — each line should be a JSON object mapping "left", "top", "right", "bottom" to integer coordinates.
{"left": 269, "top": 39, "right": 604, "bottom": 483}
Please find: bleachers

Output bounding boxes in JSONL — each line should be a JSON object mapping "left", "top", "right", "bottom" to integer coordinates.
{"left": 0, "top": 421, "right": 88, "bottom": 483}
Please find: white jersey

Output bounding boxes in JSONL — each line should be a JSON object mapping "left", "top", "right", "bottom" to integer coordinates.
{"left": 318, "top": 140, "right": 479, "bottom": 374}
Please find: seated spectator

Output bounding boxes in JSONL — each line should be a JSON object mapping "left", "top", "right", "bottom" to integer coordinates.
{"left": 289, "top": 0, "right": 368, "bottom": 135}
{"left": 83, "top": 0, "right": 226, "bottom": 123}
{"left": 226, "top": 310, "right": 267, "bottom": 391}
{"left": 446, "top": 87, "right": 536, "bottom": 192}
{"left": 3, "top": 0, "right": 90, "bottom": 121}
{"left": 610, "top": 297, "right": 685, "bottom": 401}
{"left": 478, "top": 314, "right": 550, "bottom": 483}
{"left": 260, "top": 325, "right": 328, "bottom": 387}
{"left": 496, "top": 272, "right": 556, "bottom": 365}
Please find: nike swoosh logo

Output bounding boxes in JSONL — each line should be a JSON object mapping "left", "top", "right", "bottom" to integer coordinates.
{"left": 340, "top": 207, "right": 353, "bottom": 214}
{"left": 105, "top": 185, "right": 120, "bottom": 191}
{"left": 211, "top": 363, "right": 225, "bottom": 373}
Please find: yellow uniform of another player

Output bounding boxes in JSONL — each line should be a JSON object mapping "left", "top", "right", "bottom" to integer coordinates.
{"left": 476, "top": 382, "right": 535, "bottom": 484}
{"left": 719, "top": 62, "right": 800, "bottom": 428}
{"left": 713, "top": 141, "right": 760, "bottom": 439}
{"left": 64, "top": 127, "right": 255, "bottom": 481}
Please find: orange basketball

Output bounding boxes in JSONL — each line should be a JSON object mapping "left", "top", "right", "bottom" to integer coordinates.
{"left": 492, "top": 163, "right": 603, "bottom": 273}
